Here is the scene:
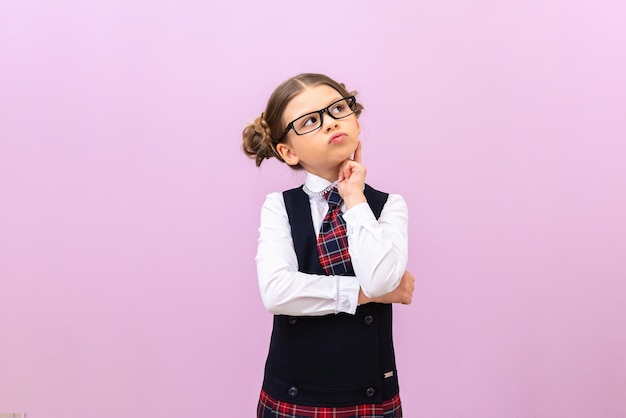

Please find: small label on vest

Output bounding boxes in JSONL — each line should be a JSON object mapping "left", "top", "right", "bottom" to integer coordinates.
{"left": 384, "top": 371, "right": 394, "bottom": 379}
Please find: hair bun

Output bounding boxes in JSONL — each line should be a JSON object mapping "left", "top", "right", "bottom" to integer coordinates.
{"left": 254, "top": 114, "right": 269, "bottom": 134}
{"left": 254, "top": 114, "right": 274, "bottom": 147}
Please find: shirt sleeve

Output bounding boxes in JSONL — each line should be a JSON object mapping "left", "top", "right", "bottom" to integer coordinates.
{"left": 342, "top": 194, "right": 409, "bottom": 298}
{"left": 255, "top": 192, "right": 360, "bottom": 316}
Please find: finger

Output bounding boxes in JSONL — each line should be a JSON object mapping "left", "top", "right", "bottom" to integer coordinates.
{"left": 342, "top": 160, "right": 355, "bottom": 180}
{"left": 338, "top": 159, "right": 351, "bottom": 182}
{"left": 352, "top": 141, "right": 362, "bottom": 163}
{"left": 339, "top": 162, "right": 348, "bottom": 182}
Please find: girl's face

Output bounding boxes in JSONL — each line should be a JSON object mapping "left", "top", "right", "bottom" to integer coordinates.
{"left": 276, "top": 84, "right": 361, "bottom": 181}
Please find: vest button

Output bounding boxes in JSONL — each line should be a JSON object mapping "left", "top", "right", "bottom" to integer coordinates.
{"left": 288, "top": 317, "right": 298, "bottom": 325}
{"left": 363, "top": 315, "right": 374, "bottom": 325}
{"left": 365, "top": 387, "right": 376, "bottom": 398}
{"left": 288, "top": 386, "right": 299, "bottom": 397}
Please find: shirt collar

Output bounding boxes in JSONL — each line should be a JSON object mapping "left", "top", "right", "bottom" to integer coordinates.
{"left": 304, "top": 172, "right": 336, "bottom": 194}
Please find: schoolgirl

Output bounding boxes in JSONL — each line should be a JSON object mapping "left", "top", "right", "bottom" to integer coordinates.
{"left": 242, "top": 73, "right": 415, "bottom": 418}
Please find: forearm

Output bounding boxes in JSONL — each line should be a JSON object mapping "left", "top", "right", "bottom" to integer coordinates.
{"left": 344, "top": 195, "right": 408, "bottom": 297}
{"left": 257, "top": 261, "right": 360, "bottom": 316}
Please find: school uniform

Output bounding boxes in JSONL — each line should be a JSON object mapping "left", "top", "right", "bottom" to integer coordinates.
{"left": 256, "top": 173, "right": 408, "bottom": 418}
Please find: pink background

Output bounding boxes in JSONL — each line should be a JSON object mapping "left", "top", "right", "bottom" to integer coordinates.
{"left": 1, "top": 1, "right": 625, "bottom": 417}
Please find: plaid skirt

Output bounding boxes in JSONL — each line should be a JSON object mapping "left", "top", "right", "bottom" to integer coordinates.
{"left": 257, "top": 389, "right": 403, "bottom": 418}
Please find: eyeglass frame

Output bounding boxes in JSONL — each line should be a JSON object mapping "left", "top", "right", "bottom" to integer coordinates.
{"left": 278, "top": 96, "right": 358, "bottom": 141}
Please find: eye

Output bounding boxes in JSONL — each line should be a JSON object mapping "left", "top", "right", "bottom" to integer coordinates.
{"left": 298, "top": 115, "right": 318, "bottom": 129}
{"left": 330, "top": 102, "right": 345, "bottom": 114}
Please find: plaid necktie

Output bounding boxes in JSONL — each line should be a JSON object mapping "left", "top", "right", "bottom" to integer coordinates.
{"left": 317, "top": 187, "right": 352, "bottom": 275}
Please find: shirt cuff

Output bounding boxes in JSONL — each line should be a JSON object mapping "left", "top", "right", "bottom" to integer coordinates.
{"left": 342, "top": 201, "right": 376, "bottom": 231}
{"left": 336, "top": 275, "right": 360, "bottom": 315}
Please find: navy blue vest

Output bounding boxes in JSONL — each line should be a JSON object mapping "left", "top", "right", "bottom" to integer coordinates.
{"left": 262, "top": 184, "right": 400, "bottom": 407}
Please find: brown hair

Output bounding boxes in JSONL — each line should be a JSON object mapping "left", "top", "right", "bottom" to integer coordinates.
{"left": 242, "top": 73, "right": 363, "bottom": 168}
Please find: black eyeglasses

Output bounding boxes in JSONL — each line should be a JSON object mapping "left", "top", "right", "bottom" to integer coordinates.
{"left": 279, "top": 96, "right": 358, "bottom": 140}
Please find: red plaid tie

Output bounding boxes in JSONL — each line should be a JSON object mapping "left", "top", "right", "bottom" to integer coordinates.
{"left": 317, "top": 187, "right": 352, "bottom": 275}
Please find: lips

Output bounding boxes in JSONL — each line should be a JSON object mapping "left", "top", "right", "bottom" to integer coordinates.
{"left": 329, "top": 133, "right": 346, "bottom": 144}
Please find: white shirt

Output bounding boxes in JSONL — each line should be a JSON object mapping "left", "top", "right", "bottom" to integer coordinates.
{"left": 256, "top": 172, "right": 409, "bottom": 317}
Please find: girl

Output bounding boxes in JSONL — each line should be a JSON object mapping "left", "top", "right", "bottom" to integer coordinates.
{"left": 242, "top": 73, "right": 415, "bottom": 418}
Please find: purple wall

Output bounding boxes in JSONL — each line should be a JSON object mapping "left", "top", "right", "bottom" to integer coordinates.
{"left": 1, "top": 1, "right": 625, "bottom": 417}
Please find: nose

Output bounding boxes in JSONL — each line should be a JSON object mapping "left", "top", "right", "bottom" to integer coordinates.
{"left": 321, "top": 110, "right": 339, "bottom": 132}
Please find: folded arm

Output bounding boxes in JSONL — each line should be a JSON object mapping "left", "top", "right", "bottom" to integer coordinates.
{"left": 256, "top": 193, "right": 360, "bottom": 316}
{"left": 256, "top": 192, "right": 409, "bottom": 317}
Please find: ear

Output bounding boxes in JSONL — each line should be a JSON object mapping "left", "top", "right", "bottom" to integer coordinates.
{"left": 276, "top": 143, "right": 300, "bottom": 166}
{"left": 355, "top": 117, "right": 361, "bottom": 135}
